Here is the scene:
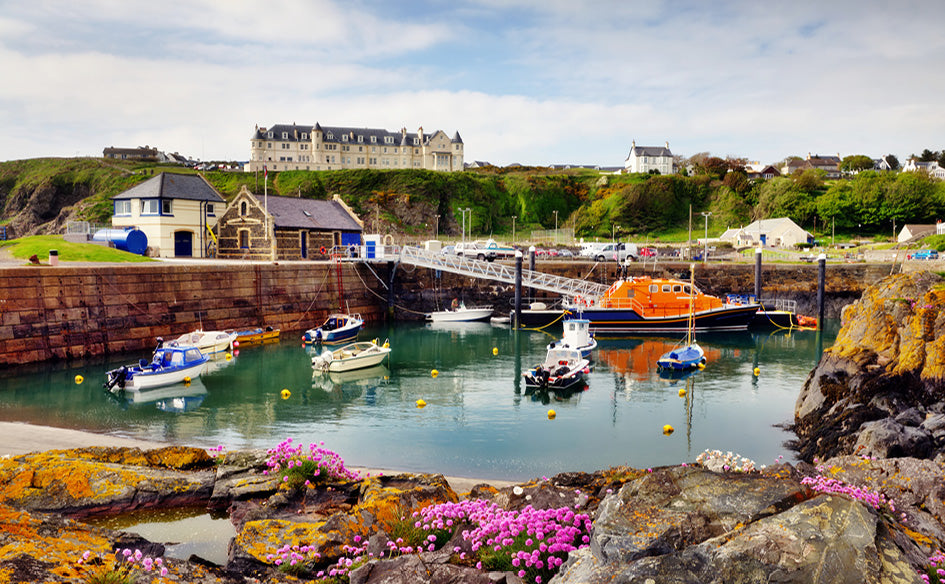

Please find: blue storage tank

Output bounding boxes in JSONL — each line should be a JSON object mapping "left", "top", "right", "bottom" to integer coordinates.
{"left": 93, "top": 227, "right": 148, "bottom": 255}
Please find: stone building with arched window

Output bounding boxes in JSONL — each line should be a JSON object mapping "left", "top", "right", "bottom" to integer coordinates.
{"left": 215, "top": 186, "right": 363, "bottom": 261}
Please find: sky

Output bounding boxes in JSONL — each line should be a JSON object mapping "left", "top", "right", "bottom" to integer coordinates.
{"left": 2, "top": 0, "right": 944, "bottom": 167}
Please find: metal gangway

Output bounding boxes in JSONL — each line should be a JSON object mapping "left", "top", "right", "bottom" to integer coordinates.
{"left": 393, "top": 245, "right": 608, "bottom": 300}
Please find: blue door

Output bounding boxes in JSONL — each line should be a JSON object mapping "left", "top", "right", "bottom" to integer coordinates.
{"left": 174, "top": 231, "right": 193, "bottom": 257}
{"left": 300, "top": 232, "right": 308, "bottom": 259}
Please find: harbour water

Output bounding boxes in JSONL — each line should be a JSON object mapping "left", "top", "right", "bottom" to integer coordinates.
{"left": 0, "top": 321, "right": 837, "bottom": 481}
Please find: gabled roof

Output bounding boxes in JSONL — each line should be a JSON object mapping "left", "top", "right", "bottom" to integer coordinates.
{"left": 629, "top": 145, "right": 672, "bottom": 157}
{"left": 262, "top": 195, "right": 362, "bottom": 231}
{"left": 112, "top": 173, "right": 225, "bottom": 202}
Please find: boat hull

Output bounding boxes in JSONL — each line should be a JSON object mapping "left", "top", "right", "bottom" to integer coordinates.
{"left": 523, "top": 370, "right": 587, "bottom": 391}
{"left": 426, "top": 308, "right": 492, "bottom": 322}
{"left": 580, "top": 304, "right": 760, "bottom": 335}
{"left": 303, "top": 315, "right": 364, "bottom": 345}
{"left": 312, "top": 341, "right": 391, "bottom": 373}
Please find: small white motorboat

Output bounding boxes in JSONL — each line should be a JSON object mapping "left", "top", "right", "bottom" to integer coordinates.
{"left": 426, "top": 301, "right": 493, "bottom": 322}
{"left": 312, "top": 339, "right": 391, "bottom": 373}
{"left": 104, "top": 344, "right": 208, "bottom": 393}
{"left": 523, "top": 346, "right": 590, "bottom": 391}
{"left": 303, "top": 313, "right": 364, "bottom": 344}
{"left": 171, "top": 330, "right": 237, "bottom": 355}
{"left": 548, "top": 318, "right": 598, "bottom": 358}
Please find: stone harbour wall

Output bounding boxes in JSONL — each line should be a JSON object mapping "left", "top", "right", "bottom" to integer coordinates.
{"left": 0, "top": 262, "right": 387, "bottom": 367}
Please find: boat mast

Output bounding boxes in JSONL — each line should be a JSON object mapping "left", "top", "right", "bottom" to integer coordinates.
{"left": 687, "top": 263, "right": 696, "bottom": 345}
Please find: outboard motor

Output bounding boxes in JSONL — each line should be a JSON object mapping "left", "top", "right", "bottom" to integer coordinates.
{"left": 104, "top": 366, "right": 128, "bottom": 392}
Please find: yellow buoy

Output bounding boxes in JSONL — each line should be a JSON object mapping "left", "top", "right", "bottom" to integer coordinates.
{"left": 431, "top": 369, "right": 439, "bottom": 378}
{"left": 74, "top": 374, "right": 84, "bottom": 385}
{"left": 663, "top": 424, "right": 675, "bottom": 435}
{"left": 281, "top": 388, "right": 291, "bottom": 400}
{"left": 697, "top": 362, "right": 706, "bottom": 370}
{"left": 678, "top": 388, "right": 686, "bottom": 398}
{"left": 492, "top": 347, "right": 499, "bottom": 356}
{"left": 225, "top": 353, "right": 232, "bottom": 360}
{"left": 753, "top": 367, "right": 760, "bottom": 376}
{"left": 416, "top": 399, "right": 426, "bottom": 408}
{"left": 547, "top": 409, "right": 556, "bottom": 419}
{"left": 183, "top": 377, "right": 192, "bottom": 385}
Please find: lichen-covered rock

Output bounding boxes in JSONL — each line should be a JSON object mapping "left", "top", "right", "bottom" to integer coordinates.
{"left": 0, "top": 448, "right": 215, "bottom": 516}
{"left": 348, "top": 552, "right": 501, "bottom": 584}
{"left": 794, "top": 272, "right": 945, "bottom": 462}
{"left": 586, "top": 464, "right": 808, "bottom": 565}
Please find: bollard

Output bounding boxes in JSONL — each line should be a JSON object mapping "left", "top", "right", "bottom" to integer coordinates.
{"left": 817, "top": 253, "right": 826, "bottom": 330}
{"left": 514, "top": 251, "right": 523, "bottom": 328}
{"left": 49, "top": 249, "right": 59, "bottom": 266}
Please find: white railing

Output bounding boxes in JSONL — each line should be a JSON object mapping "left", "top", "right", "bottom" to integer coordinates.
{"left": 395, "top": 246, "right": 608, "bottom": 299}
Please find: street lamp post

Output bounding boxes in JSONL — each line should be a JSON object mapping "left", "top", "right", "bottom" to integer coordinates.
{"left": 465, "top": 208, "right": 472, "bottom": 241}
{"left": 553, "top": 210, "right": 559, "bottom": 245}
{"left": 434, "top": 214, "right": 440, "bottom": 239}
{"left": 512, "top": 215, "right": 517, "bottom": 246}
{"left": 701, "top": 212, "right": 712, "bottom": 263}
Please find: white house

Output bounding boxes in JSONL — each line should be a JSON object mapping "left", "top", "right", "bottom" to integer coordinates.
{"left": 111, "top": 173, "right": 225, "bottom": 258}
{"left": 897, "top": 224, "right": 938, "bottom": 243}
{"left": 902, "top": 159, "right": 945, "bottom": 179}
{"left": 719, "top": 217, "right": 813, "bottom": 248}
{"left": 624, "top": 140, "right": 674, "bottom": 174}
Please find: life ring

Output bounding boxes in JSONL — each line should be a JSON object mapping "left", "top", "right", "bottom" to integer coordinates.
{"left": 320, "top": 246, "right": 327, "bottom": 255}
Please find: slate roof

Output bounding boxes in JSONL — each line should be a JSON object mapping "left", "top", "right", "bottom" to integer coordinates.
{"left": 254, "top": 123, "right": 462, "bottom": 147}
{"left": 629, "top": 145, "right": 673, "bottom": 157}
{"left": 263, "top": 195, "right": 363, "bottom": 232}
{"left": 112, "top": 173, "right": 225, "bottom": 202}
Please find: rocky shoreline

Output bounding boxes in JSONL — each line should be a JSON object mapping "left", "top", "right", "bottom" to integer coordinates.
{"left": 0, "top": 271, "right": 943, "bottom": 583}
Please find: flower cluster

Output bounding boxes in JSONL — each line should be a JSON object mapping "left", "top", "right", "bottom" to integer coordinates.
{"left": 207, "top": 444, "right": 227, "bottom": 463}
{"left": 76, "top": 548, "right": 168, "bottom": 583}
{"left": 266, "top": 543, "right": 321, "bottom": 576}
{"left": 920, "top": 549, "right": 945, "bottom": 584}
{"left": 263, "top": 438, "right": 360, "bottom": 488}
{"left": 696, "top": 449, "right": 761, "bottom": 473}
{"left": 415, "top": 498, "right": 592, "bottom": 584}
{"left": 800, "top": 474, "right": 898, "bottom": 514}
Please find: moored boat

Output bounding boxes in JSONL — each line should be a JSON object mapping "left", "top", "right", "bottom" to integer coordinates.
{"left": 312, "top": 339, "right": 391, "bottom": 373}
{"left": 657, "top": 265, "right": 707, "bottom": 371}
{"left": 426, "top": 302, "right": 493, "bottom": 322}
{"left": 231, "top": 326, "right": 280, "bottom": 345}
{"left": 104, "top": 344, "right": 208, "bottom": 393}
{"left": 574, "top": 276, "right": 760, "bottom": 335}
{"left": 171, "top": 330, "right": 237, "bottom": 355}
{"left": 303, "top": 313, "right": 364, "bottom": 344}
{"left": 523, "top": 346, "right": 590, "bottom": 391}
{"left": 548, "top": 318, "right": 597, "bottom": 358}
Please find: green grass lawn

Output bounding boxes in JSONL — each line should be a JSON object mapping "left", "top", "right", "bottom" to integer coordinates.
{"left": 0, "top": 235, "right": 153, "bottom": 263}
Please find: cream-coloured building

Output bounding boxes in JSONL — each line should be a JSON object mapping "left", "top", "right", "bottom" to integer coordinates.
{"left": 111, "top": 173, "right": 225, "bottom": 258}
{"left": 719, "top": 217, "right": 813, "bottom": 248}
{"left": 624, "top": 140, "right": 674, "bottom": 174}
{"left": 247, "top": 123, "right": 464, "bottom": 173}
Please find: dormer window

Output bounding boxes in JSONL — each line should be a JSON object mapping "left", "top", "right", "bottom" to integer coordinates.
{"left": 267, "top": 131, "right": 273, "bottom": 138}
{"left": 384, "top": 136, "right": 393, "bottom": 144}
{"left": 370, "top": 136, "right": 376, "bottom": 143}
{"left": 413, "top": 138, "right": 419, "bottom": 145}
{"left": 282, "top": 132, "right": 288, "bottom": 139}
{"left": 301, "top": 133, "right": 307, "bottom": 140}
{"left": 357, "top": 135, "right": 363, "bottom": 143}
{"left": 327, "top": 133, "right": 334, "bottom": 140}
{"left": 342, "top": 134, "right": 348, "bottom": 142}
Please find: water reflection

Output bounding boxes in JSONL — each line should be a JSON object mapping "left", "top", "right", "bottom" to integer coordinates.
{"left": 0, "top": 321, "right": 838, "bottom": 480}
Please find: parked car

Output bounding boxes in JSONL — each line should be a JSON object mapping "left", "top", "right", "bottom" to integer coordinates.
{"left": 639, "top": 247, "right": 658, "bottom": 257}
{"left": 912, "top": 249, "right": 939, "bottom": 260}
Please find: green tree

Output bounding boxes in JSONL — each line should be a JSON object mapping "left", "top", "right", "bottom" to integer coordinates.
{"left": 755, "top": 177, "right": 815, "bottom": 224}
{"left": 816, "top": 182, "right": 857, "bottom": 229}
{"left": 884, "top": 154, "right": 900, "bottom": 170}
{"left": 840, "top": 155, "right": 874, "bottom": 174}
{"left": 886, "top": 172, "right": 937, "bottom": 224}
{"left": 793, "top": 168, "right": 825, "bottom": 193}
{"left": 848, "top": 171, "right": 892, "bottom": 227}
{"left": 918, "top": 149, "right": 939, "bottom": 162}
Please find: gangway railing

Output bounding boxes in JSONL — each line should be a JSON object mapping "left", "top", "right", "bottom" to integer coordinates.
{"left": 395, "top": 245, "right": 608, "bottom": 300}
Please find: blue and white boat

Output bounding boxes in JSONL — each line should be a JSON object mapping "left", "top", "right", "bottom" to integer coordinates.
{"left": 657, "top": 265, "right": 707, "bottom": 372}
{"left": 104, "top": 343, "right": 208, "bottom": 393}
{"left": 303, "top": 313, "right": 364, "bottom": 345}
{"left": 548, "top": 318, "right": 597, "bottom": 358}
